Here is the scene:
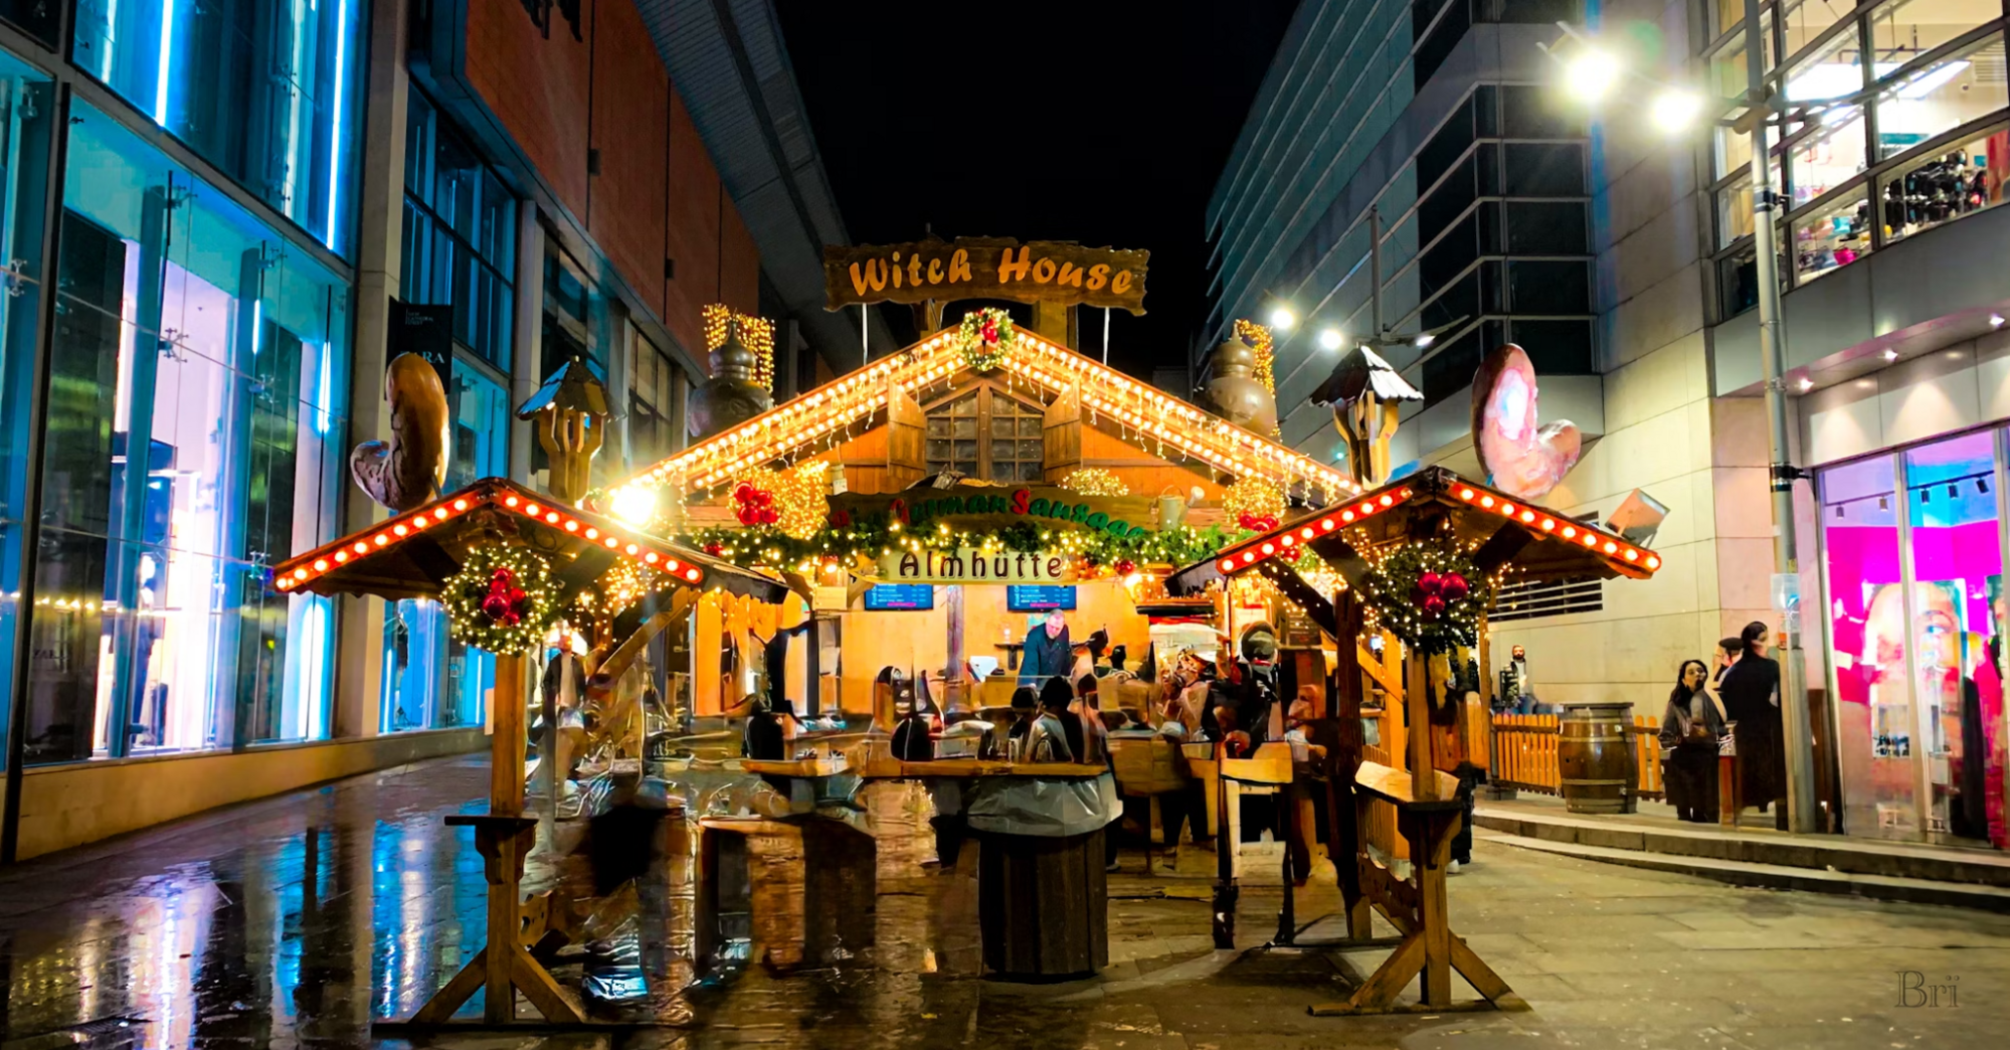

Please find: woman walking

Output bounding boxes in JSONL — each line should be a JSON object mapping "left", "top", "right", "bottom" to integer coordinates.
{"left": 1659, "top": 659, "right": 1724, "bottom": 822}
{"left": 1719, "top": 620, "right": 1785, "bottom": 827}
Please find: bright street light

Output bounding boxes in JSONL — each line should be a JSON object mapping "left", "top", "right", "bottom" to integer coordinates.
{"left": 1564, "top": 47, "right": 1620, "bottom": 103}
{"left": 610, "top": 485, "right": 658, "bottom": 527}
{"left": 1413, "top": 332, "right": 1435, "bottom": 349}
{"left": 1267, "top": 305, "right": 1296, "bottom": 331}
{"left": 1650, "top": 89, "right": 1703, "bottom": 133}
{"left": 1319, "top": 327, "right": 1344, "bottom": 351}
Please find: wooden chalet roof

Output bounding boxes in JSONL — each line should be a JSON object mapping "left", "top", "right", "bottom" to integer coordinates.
{"left": 268, "top": 478, "right": 786, "bottom": 604}
{"left": 1168, "top": 466, "right": 1660, "bottom": 597}
{"left": 611, "top": 327, "right": 1364, "bottom": 502}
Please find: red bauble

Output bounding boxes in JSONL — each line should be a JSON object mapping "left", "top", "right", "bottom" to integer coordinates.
{"left": 1114, "top": 558, "right": 1137, "bottom": 575}
{"left": 758, "top": 506, "right": 779, "bottom": 525}
{"left": 734, "top": 483, "right": 755, "bottom": 502}
{"left": 1421, "top": 594, "right": 1447, "bottom": 619}
{"left": 980, "top": 319, "right": 999, "bottom": 344}
{"left": 703, "top": 542, "right": 725, "bottom": 556}
{"left": 1417, "top": 571, "right": 1443, "bottom": 595}
{"left": 1440, "top": 573, "right": 1469, "bottom": 602}
{"left": 735, "top": 505, "right": 758, "bottom": 525}
{"left": 481, "top": 592, "right": 512, "bottom": 621}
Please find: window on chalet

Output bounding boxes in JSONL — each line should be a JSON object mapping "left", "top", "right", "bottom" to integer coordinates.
{"left": 924, "top": 387, "right": 1045, "bottom": 483}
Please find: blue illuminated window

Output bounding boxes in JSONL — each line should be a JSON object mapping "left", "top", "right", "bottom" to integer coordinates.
{"left": 73, "top": 0, "right": 365, "bottom": 257}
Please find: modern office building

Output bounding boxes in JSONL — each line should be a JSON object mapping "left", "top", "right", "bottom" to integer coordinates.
{"left": 0, "top": 0, "right": 853, "bottom": 861}
{"left": 1214, "top": 0, "right": 2010, "bottom": 851}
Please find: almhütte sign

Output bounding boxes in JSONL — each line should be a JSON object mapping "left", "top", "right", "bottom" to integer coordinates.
{"left": 823, "top": 236, "right": 1148, "bottom": 314}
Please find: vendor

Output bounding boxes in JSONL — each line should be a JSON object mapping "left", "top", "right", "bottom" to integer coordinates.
{"left": 1019, "top": 609, "right": 1073, "bottom": 686}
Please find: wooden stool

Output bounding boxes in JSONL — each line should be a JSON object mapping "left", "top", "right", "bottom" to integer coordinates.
{"left": 412, "top": 814, "right": 582, "bottom": 1024}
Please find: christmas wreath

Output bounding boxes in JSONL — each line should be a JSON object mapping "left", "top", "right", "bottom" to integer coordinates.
{"left": 442, "top": 546, "right": 562, "bottom": 655}
{"left": 957, "top": 307, "right": 1016, "bottom": 371}
{"left": 1359, "top": 543, "right": 1494, "bottom": 654}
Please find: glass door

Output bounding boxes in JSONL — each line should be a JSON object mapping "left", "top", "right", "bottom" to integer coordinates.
{"left": 1900, "top": 431, "right": 2002, "bottom": 844}
{"left": 1820, "top": 454, "right": 1918, "bottom": 838}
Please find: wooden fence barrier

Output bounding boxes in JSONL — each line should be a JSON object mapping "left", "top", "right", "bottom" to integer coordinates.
{"left": 1487, "top": 712, "right": 1664, "bottom": 802}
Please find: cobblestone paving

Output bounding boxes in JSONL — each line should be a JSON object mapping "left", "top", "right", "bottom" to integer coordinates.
{"left": 3, "top": 755, "right": 2007, "bottom": 1049}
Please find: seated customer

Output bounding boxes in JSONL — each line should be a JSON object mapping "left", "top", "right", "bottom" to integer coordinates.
{"left": 1029, "top": 677, "right": 1078, "bottom": 763}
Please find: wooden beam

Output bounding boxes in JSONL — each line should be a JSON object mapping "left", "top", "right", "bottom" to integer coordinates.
{"left": 1253, "top": 559, "right": 1336, "bottom": 638}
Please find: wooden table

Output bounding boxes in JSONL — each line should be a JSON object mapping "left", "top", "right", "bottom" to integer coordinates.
{"left": 1311, "top": 760, "right": 1521, "bottom": 1015}
{"left": 996, "top": 641, "right": 1025, "bottom": 670}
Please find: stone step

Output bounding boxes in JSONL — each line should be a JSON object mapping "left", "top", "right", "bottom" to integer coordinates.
{"left": 1473, "top": 803, "right": 2010, "bottom": 888}
{"left": 1475, "top": 828, "right": 2010, "bottom": 914}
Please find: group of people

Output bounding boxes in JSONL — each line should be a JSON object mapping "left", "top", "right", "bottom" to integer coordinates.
{"left": 1657, "top": 620, "right": 1786, "bottom": 825}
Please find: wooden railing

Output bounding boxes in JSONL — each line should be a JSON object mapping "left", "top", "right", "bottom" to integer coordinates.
{"left": 1487, "top": 712, "right": 1664, "bottom": 802}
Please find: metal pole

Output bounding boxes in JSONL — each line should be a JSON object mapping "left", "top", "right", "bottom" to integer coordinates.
{"left": 1368, "top": 206, "right": 1383, "bottom": 340}
{"left": 1742, "top": 0, "right": 1818, "bottom": 834}
{"left": 1102, "top": 307, "right": 1111, "bottom": 365}
{"left": 860, "top": 303, "right": 869, "bottom": 369}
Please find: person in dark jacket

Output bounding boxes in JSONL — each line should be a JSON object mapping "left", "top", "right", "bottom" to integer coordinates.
{"left": 1719, "top": 621, "right": 1785, "bottom": 825}
{"left": 1659, "top": 659, "right": 1725, "bottom": 822}
{"left": 1019, "top": 609, "right": 1072, "bottom": 686}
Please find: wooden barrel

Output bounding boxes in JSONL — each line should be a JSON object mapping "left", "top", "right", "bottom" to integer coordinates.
{"left": 1557, "top": 702, "right": 1636, "bottom": 814}
{"left": 976, "top": 828, "right": 1109, "bottom": 977}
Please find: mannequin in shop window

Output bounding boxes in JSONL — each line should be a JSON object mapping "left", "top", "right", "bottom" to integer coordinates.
{"left": 1980, "top": 577, "right": 2008, "bottom": 849}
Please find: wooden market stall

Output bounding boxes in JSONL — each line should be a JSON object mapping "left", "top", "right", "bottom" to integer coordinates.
{"left": 1167, "top": 465, "right": 1661, "bottom": 1013}
{"left": 269, "top": 476, "right": 787, "bottom": 1027}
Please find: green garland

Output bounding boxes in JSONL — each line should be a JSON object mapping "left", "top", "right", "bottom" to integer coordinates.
{"left": 681, "top": 517, "right": 1232, "bottom": 576}
{"left": 958, "top": 307, "right": 1016, "bottom": 371}
{"left": 442, "top": 546, "right": 562, "bottom": 655}
{"left": 1359, "top": 542, "right": 1494, "bottom": 654}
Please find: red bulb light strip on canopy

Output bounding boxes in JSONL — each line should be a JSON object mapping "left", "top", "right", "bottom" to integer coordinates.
{"left": 611, "top": 328, "right": 1362, "bottom": 505}
{"left": 271, "top": 481, "right": 708, "bottom": 595}
{"left": 1211, "top": 478, "right": 1660, "bottom": 579}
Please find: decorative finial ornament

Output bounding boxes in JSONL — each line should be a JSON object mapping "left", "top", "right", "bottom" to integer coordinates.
{"left": 689, "top": 325, "right": 775, "bottom": 441}
{"left": 1200, "top": 333, "right": 1278, "bottom": 435}
{"left": 1311, "top": 344, "right": 1422, "bottom": 488}
{"left": 517, "top": 357, "right": 610, "bottom": 505}
{"left": 350, "top": 353, "right": 449, "bottom": 512}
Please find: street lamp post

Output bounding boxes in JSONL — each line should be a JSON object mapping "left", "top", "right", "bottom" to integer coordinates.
{"left": 1737, "top": 0, "right": 1820, "bottom": 836}
{"left": 1547, "top": 4, "right": 1820, "bottom": 834}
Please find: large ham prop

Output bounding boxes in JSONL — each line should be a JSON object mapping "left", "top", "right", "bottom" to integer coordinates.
{"left": 1470, "top": 343, "right": 1580, "bottom": 501}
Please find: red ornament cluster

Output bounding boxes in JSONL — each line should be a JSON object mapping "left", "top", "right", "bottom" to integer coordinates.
{"left": 1113, "top": 558, "right": 1137, "bottom": 575}
{"left": 1410, "top": 570, "right": 1470, "bottom": 621}
{"left": 480, "top": 567, "right": 530, "bottom": 627}
{"left": 978, "top": 315, "right": 1001, "bottom": 346}
{"left": 1237, "top": 511, "right": 1280, "bottom": 533}
{"left": 733, "top": 482, "right": 778, "bottom": 526}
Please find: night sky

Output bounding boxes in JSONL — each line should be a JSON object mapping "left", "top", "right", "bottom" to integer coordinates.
{"left": 775, "top": 0, "right": 1300, "bottom": 380}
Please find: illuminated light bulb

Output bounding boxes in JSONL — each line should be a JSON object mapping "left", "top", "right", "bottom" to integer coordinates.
{"left": 1242, "top": 551, "right": 1257, "bottom": 564}
{"left": 1343, "top": 510, "right": 1357, "bottom": 523}
{"left": 1280, "top": 534, "right": 1295, "bottom": 547}
{"left": 564, "top": 520, "right": 580, "bottom": 533}
{"left": 374, "top": 534, "right": 390, "bottom": 547}
{"left": 1541, "top": 518, "right": 1556, "bottom": 531}
{"left": 1261, "top": 543, "right": 1276, "bottom": 555}
{"left": 1321, "top": 518, "right": 1337, "bottom": 531}
{"left": 666, "top": 560, "right": 680, "bottom": 572}
{"left": 1603, "top": 541, "right": 1618, "bottom": 553}
{"left": 505, "top": 495, "right": 520, "bottom": 507}
{"left": 684, "top": 568, "right": 702, "bottom": 582}
{"left": 584, "top": 527, "right": 600, "bottom": 540}
{"left": 1624, "top": 549, "right": 1639, "bottom": 562}
{"left": 1499, "top": 502, "right": 1515, "bottom": 516}
{"left": 1300, "top": 527, "right": 1315, "bottom": 539}
{"left": 1582, "top": 533, "right": 1598, "bottom": 547}
{"left": 625, "top": 543, "right": 640, "bottom": 555}
{"left": 334, "top": 551, "right": 349, "bottom": 564}
{"left": 1479, "top": 495, "right": 1495, "bottom": 508}
{"left": 352, "top": 542, "right": 368, "bottom": 555}
{"left": 453, "top": 499, "right": 469, "bottom": 512}
{"left": 1520, "top": 510, "right": 1535, "bottom": 523}
{"left": 1379, "top": 494, "right": 1394, "bottom": 507}
{"left": 276, "top": 577, "right": 292, "bottom": 590}
{"left": 544, "top": 511, "right": 560, "bottom": 524}
{"left": 604, "top": 536, "right": 620, "bottom": 549}
{"left": 1646, "top": 556, "right": 1660, "bottom": 569}
{"left": 1219, "top": 558, "right": 1236, "bottom": 573}
{"left": 293, "top": 568, "right": 309, "bottom": 580}
{"left": 1561, "top": 526, "right": 1577, "bottom": 539}
{"left": 312, "top": 559, "right": 329, "bottom": 572}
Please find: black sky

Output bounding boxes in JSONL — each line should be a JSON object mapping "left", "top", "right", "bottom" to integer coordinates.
{"left": 775, "top": 0, "right": 1300, "bottom": 380}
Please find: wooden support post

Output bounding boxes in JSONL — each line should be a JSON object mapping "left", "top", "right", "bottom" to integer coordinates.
{"left": 494, "top": 654, "right": 526, "bottom": 815}
{"left": 1406, "top": 646, "right": 1436, "bottom": 801}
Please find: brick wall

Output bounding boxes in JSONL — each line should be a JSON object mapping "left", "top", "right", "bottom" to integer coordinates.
{"left": 588, "top": 0, "right": 669, "bottom": 320}
{"left": 464, "top": 0, "right": 593, "bottom": 223}
{"left": 665, "top": 90, "right": 722, "bottom": 355}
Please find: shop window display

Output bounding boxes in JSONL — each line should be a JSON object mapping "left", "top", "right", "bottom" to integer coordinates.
{"left": 1793, "top": 186, "right": 1873, "bottom": 277}
{"left": 1880, "top": 126, "right": 2009, "bottom": 241}
{"left": 1869, "top": 0, "right": 1997, "bottom": 67}
{"left": 23, "top": 104, "right": 347, "bottom": 762}
{"left": 1874, "top": 36, "right": 2009, "bottom": 159}
{"left": 1900, "top": 432, "right": 2001, "bottom": 843}
{"left": 1789, "top": 107, "right": 1870, "bottom": 206}
{"left": 1821, "top": 454, "right": 1917, "bottom": 838}
{"left": 1784, "top": 21, "right": 1867, "bottom": 102}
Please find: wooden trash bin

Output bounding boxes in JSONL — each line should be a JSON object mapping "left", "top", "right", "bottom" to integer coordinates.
{"left": 976, "top": 827, "right": 1110, "bottom": 978}
{"left": 1558, "top": 702, "right": 1637, "bottom": 814}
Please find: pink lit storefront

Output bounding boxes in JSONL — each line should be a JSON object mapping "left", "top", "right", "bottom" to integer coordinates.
{"left": 1811, "top": 415, "right": 2007, "bottom": 851}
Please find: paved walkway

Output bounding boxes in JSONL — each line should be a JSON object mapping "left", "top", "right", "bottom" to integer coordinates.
{"left": 3, "top": 755, "right": 2009, "bottom": 1048}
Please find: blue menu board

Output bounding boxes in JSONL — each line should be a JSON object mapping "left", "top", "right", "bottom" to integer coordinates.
{"left": 863, "top": 584, "right": 934, "bottom": 610}
{"left": 1006, "top": 585, "right": 1077, "bottom": 611}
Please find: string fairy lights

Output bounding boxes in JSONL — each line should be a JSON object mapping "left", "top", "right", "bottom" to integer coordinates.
{"left": 1060, "top": 468, "right": 1129, "bottom": 497}
{"left": 704, "top": 304, "right": 776, "bottom": 391}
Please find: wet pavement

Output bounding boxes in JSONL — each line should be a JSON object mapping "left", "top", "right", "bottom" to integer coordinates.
{"left": 4, "top": 754, "right": 2010, "bottom": 1049}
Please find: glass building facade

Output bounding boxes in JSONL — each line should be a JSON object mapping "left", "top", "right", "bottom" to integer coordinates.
{"left": 1710, "top": 0, "right": 2010, "bottom": 317}
{"left": 0, "top": 0, "right": 363, "bottom": 771}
